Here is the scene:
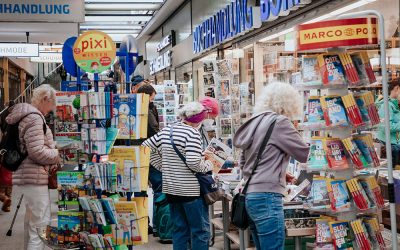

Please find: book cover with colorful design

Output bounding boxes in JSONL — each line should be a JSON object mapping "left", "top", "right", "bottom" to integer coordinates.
{"left": 329, "top": 221, "right": 354, "bottom": 250}
{"left": 323, "top": 138, "right": 349, "bottom": 170}
{"left": 57, "top": 211, "right": 84, "bottom": 243}
{"left": 320, "top": 96, "right": 348, "bottom": 127}
{"left": 308, "top": 137, "right": 328, "bottom": 169}
{"left": 306, "top": 97, "right": 325, "bottom": 125}
{"left": 302, "top": 55, "right": 323, "bottom": 85}
{"left": 318, "top": 54, "right": 346, "bottom": 85}
{"left": 57, "top": 171, "right": 85, "bottom": 206}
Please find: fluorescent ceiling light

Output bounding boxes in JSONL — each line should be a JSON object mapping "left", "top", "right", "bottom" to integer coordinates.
{"left": 107, "top": 33, "right": 137, "bottom": 41}
{"left": 303, "top": 0, "right": 376, "bottom": 24}
{"left": 97, "top": 30, "right": 140, "bottom": 34}
{"left": 85, "top": 0, "right": 163, "bottom": 2}
{"left": 85, "top": 3, "right": 160, "bottom": 11}
{"left": 259, "top": 28, "right": 294, "bottom": 42}
{"left": 85, "top": 15, "right": 151, "bottom": 22}
{"left": 80, "top": 25, "right": 143, "bottom": 30}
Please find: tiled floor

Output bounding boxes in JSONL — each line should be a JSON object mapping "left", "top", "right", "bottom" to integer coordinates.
{"left": 0, "top": 186, "right": 226, "bottom": 250}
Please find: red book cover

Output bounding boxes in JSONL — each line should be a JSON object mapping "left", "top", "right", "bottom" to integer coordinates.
{"left": 323, "top": 138, "right": 349, "bottom": 170}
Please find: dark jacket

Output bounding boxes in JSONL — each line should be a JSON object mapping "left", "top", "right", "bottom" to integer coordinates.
{"left": 233, "top": 111, "right": 309, "bottom": 195}
{"left": 148, "top": 102, "right": 160, "bottom": 138}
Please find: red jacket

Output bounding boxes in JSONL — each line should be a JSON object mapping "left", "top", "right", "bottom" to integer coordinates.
{"left": 0, "top": 166, "right": 12, "bottom": 186}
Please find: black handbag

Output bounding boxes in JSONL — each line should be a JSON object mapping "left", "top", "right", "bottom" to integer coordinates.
{"left": 170, "top": 125, "right": 223, "bottom": 205}
{"left": 231, "top": 119, "right": 276, "bottom": 229}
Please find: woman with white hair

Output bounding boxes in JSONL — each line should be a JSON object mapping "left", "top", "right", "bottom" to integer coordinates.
{"left": 233, "top": 82, "right": 309, "bottom": 250}
{"left": 6, "top": 84, "right": 60, "bottom": 250}
{"left": 143, "top": 101, "right": 211, "bottom": 250}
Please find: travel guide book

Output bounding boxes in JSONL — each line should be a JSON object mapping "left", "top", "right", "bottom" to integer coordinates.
{"left": 204, "top": 138, "right": 233, "bottom": 174}
{"left": 302, "top": 55, "right": 323, "bottom": 86}
{"left": 305, "top": 97, "right": 325, "bottom": 126}
{"left": 326, "top": 179, "right": 351, "bottom": 211}
{"left": 329, "top": 221, "right": 354, "bottom": 250}
{"left": 317, "top": 54, "right": 346, "bottom": 85}
{"left": 320, "top": 95, "right": 348, "bottom": 127}
{"left": 311, "top": 176, "right": 330, "bottom": 209}
{"left": 322, "top": 138, "right": 349, "bottom": 170}
{"left": 308, "top": 137, "right": 328, "bottom": 170}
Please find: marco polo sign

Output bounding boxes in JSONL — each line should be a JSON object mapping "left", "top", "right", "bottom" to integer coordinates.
{"left": 193, "top": 0, "right": 312, "bottom": 54}
{"left": 0, "top": 0, "right": 85, "bottom": 22}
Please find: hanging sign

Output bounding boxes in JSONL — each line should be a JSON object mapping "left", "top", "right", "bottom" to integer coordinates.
{"left": 73, "top": 31, "right": 116, "bottom": 73}
{"left": 157, "top": 31, "right": 176, "bottom": 52}
{"left": 0, "top": 43, "right": 39, "bottom": 57}
{"left": 297, "top": 18, "right": 378, "bottom": 51}
{"left": 150, "top": 50, "right": 172, "bottom": 75}
{"left": 0, "top": 0, "right": 85, "bottom": 22}
{"left": 31, "top": 52, "right": 63, "bottom": 63}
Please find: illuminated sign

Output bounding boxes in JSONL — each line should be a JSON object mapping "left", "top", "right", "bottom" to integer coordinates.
{"left": 31, "top": 52, "right": 63, "bottom": 63}
{"left": 150, "top": 50, "right": 172, "bottom": 75}
{"left": 157, "top": 31, "right": 175, "bottom": 52}
{"left": 0, "top": 43, "right": 39, "bottom": 57}
{"left": 297, "top": 18, "right": 378, "bottom": 51}
{"left": 193, "top": 0, "right": 309, "bottom": 54}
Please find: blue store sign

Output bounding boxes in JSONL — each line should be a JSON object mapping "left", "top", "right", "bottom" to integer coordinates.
{"left": 193, "top": 0, "right": 310, "bottom": 54}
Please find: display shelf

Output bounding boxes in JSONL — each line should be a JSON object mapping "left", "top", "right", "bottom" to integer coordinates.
{"left": 293, "top": 83, "right": 348, "bottom": 91}
{"left": 226, "top": 231, "right": 241, "bottom": 246}
{"left": 211, "top": 218, "right": 224, "bottom": 230}
{"left": 286, "top": 228, "right": 316, "bottom": 237}
{"left": 299, "top": 160, "right": 386, "bottom": 174}
{"left": 36, "top": 225, "right": 81, "bottom": 250}
{"left": 307, "top": 202, "right": 389, "bottom": 216}
{"left": 297, "top": 121, "right": 378, "bottom": 131}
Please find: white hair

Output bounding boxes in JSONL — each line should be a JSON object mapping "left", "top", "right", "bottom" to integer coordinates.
{"left": 31, "top": 84, "right": 56, "bottom": 106}
{"left": 178, "top": 102, "right": 204, "bottom": 119}
{"left": 254, "top": 82, "right": 303, "bottom": 119}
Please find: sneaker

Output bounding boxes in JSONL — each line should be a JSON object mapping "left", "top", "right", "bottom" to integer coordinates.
{"left": 2, "top": 198, "right": 11, "bottom": 212}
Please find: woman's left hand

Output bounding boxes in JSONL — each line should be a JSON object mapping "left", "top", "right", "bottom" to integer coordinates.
{"left": 286, "top": 172, "right": 296, "bottom": 184}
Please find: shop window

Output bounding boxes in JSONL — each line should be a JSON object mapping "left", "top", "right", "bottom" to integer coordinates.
{"left": 175, "top": 62, "right": 194, "bottom": 108}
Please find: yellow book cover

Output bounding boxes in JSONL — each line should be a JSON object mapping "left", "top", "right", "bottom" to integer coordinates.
{"left": 136, "top": 146, "right": 150, "bottom": 191}
{"left": 133, "top": 197, "right": 148, "bottom": 245}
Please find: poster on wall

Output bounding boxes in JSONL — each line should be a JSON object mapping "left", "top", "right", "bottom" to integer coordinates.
{"left": 73, "top": 31, "right": 116, "bottom": 73}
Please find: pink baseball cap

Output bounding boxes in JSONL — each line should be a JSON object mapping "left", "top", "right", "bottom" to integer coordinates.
{"left": 199, "top": 97, "right": 219, "bottom": 118}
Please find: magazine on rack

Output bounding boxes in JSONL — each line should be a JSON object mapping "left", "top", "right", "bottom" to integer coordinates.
{"left": 204, "top": 138, "right": 233, "bottom": 174}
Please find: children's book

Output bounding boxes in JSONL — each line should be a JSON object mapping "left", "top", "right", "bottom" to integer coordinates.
{"left": 56, "top": 91, "right": 82, "bottom": 122}
{"left": 109, "top": 146, "right": 150, "bottom": 192}
{"left": 320, "top": 96, "right": 348, "bottom": 127}
{"left": 323, "top": 138, "right": 349, "bottom": 170}
{"left": 308, "top": 137, "right": 328, "bottom": 169}
{"left": 204, "top": 138, "right": 233, "bottom": 174}
{"left": 46, "top": 226, "right": 58, "bottom": 245}
{"left": 329, "top": 221, "right": 354, "bottom": 250}
{"left": 114, "top": 201, "right": 142, "bottom": 245}
{"left": 88, "top": 198, "right": 107, "bottom": 226}
{"left": 302, "top": 55, "right": 323, "bottom": 85}
{"left": 318, "top": 54, "right": 346, "bottom": 85}
{"left": 112, "top": 94, "right": 149, "bottom": 139}
{"left": 305, "top": 97, "right": 325, "bottom": 125}
{"left": 57, "top": 210, "right": 84, "bottom": 243}
{"left": 311, "top": 176, "right": 330, "bottom": 209}
{"left": 57, "top": 171, "right": 85, "bottom": 206}
{"left": 101, "top": 198, "right": 118, "bottom": 225}
{"left": 132, "top": 197, "right": 148, "bottom": 245}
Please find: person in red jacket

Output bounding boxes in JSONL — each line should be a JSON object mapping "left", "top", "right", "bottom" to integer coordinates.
{"left": 0, "top": 100, "right": 14, "bottom": 212}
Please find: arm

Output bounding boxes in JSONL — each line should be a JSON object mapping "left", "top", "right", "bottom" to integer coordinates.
{"left": 142, "top": 132, "right": 162, "bottom": 171}
{"left": 147, "top": 111, "right": 160, "bottom": 137}
{"left": 271, "top": 118, "right": 310, "bottom": 163}
{"left": 24, "top": 117, "right": 59, "bottom": 165}
{"left": 379, "top": 102, "right": 400, "bottom": 132}
{"left": 185, "top": 132, "right": 208, "bottom": 173}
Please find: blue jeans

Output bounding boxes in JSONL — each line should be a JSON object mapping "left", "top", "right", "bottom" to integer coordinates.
{"left": 149, "top": 165, "right": 162, "bottom": 233}
{"left": 170, "top": 198, "right": 210, "bottom": 250}
{"left": 245, "top": 192, "right": 285, "bottom": 250}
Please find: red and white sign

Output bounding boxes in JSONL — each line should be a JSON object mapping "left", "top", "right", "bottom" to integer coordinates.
{"left": 297, "top": 18, "right": 378, "bottom": 51}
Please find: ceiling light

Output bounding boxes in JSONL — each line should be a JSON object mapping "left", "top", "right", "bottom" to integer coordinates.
{"left": 303, "top": 0, "right": 377, "bottom": 24}
{"left": 85, "top": 0, "right": 163, "bottom": 2}
{"left": 259, "top": 28, "right": 294, "bottom": 42}
{"left": 85, "top": 3, "right": 160, "bottom": 11}
{"left": 85, "top": 15, "right": 151, "bottom": 22}
{"left": 97, "top": 30, "right": 140, "bottom": 34}
{"left": 80, "top": 25, "right": 143, "bottom": 30}
{"left": 106, "top": 33, "right": 138, "bottom": 42}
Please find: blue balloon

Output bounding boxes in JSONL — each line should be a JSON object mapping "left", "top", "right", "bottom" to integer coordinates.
{"left": 119, "top": 35, "right": 138, "bottom": 77}
{"left": 62, "top": 37, "right": 82, "bottom": 77}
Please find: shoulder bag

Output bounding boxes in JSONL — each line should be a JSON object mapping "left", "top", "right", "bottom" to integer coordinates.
{"left": 231, "top": 119, "right": 276, "bottom": 229}
{"left": 170, "top": 125, "right": 223, "bottom": 205}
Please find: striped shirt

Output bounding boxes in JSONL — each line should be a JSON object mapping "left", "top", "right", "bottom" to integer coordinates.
{"left": 142, "top": 122, "right": 207, "bottom": 197}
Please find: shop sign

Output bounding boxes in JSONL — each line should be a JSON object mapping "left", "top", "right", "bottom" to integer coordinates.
{"left": 150, "top": 50, "right": 172, "bottom": 75}
{"left": 193, "top": 0, "right": 310, "bottom": 54}
{"left": 193, "top": 0, "right": 261, "bottom": 54}
{"left": 297, "top": 18, "right": 378, "bottom": 51}
{"left": 30, "top": 52, "right": 63, "bottom": 63}
{"left": 0, "top": 43, "right": 39, "bottom": 57}
{"left": 0, "top": 0, "right": 85, "bottom": 23}
{"left": 73, "top": 31, "right": 116, "bottom": 73}
{"left": 157, "top": 31, "right": 176, "bottom": 52}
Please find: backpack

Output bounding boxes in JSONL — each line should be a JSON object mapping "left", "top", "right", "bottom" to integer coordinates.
{"left": 0, "top": 112, "right": 47, "bottom": 172}
{"left": 154, "top": 193, "right": 173, "bottom": 242}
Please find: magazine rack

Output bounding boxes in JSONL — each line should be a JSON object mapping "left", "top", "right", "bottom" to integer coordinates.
{"left": 294, "top": 10, "right": 397, "bottom": 249}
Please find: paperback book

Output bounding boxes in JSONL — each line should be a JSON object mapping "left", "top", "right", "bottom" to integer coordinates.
{"left": 302, "top": 55, "right": 323, "bottom": 86}
{"left": 57, "top": 171, "right": 85, "bottom": 206}
{"left": 317, "top": 54, "right": 346, "bottom": 85}
{"left": 308, "top": 137, "right": 328, "bottom": 170}
{"left": 57, "top": 210, "right": 84, "bottom": 244}
{"left": 305, "top": 97, "right": 325, "bottom": 125}
{"left": 311, "top": 176, "right": 330, "bottom": 209}
{"left": 322, "top": 138, "right": 349, "bottom": 170}
{"left": 329, "top": 221, "right": 354, "bottom": 250}
{"left": 327, "top": 179, "right": 351, "bottom": 211}
{"left": 320, "top": 96, "right": 348, "bottom": 127}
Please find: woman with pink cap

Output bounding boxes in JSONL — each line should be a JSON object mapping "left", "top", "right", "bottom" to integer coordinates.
{"left": 199, "top": 97, "right": 219, "bottom": 150}
{"left": 143, "top": 101, "right": 213, "bottom": 250}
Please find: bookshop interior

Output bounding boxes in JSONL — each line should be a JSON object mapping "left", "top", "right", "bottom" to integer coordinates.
{"left": 0, "top": 0, "right": 399, "bottom": 249}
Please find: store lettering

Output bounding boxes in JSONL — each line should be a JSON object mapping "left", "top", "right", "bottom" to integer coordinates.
{"left": 193, "top": 0, "right": 256, "bottom": 54}
{"left": 0, "top": 47, "right": 27, "bottom": 54}
{"left": 0, "top": 4, "right": 70, "bottom": 15}
{"left": 260, "top": 0, "right": 302, "bottom": 21}
{"left": 80, "top": 37, "right": 109, "bottom": 53}
{"left": 303, "top": 27, "right": 377, "bottom": 40}
{"left": 157, "top": 35, "right": 172, "bottom": 52}
{"left": 150, "top": 51, "right": 172, "bottom": 75}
